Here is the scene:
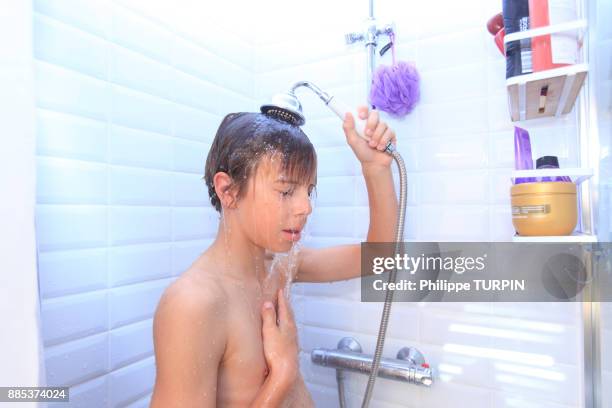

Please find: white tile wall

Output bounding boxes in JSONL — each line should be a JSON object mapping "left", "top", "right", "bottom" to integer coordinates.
{"left": 33, "top": 0, "right": 602, "bottom": 407}
{"left": 34, "top": 1, "right": 255, "bottom": 407}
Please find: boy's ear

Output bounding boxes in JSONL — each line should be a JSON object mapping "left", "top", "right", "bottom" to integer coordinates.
{"left": 213, "top": 172, "right": 239, "bottom": 209}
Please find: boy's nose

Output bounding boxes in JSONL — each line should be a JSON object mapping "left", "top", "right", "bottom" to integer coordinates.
{"left": 295, "top": 194, "right": 313, "bottom": 216}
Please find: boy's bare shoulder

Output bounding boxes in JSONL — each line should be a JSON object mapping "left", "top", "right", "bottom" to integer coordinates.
{"left": 154, "top": 264, "right": 228, "bottom": 330}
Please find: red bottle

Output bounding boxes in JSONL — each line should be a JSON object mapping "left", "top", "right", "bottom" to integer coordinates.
{"left": 528, "top": 0, "right": 579, "bottom": 72}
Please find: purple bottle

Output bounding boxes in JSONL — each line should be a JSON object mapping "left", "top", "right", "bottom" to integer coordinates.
{"left": 536, "top": 156, "right": 572, "bottom": 182}
{"left": 514, "top": 126, "right": 537, "bottom": 184}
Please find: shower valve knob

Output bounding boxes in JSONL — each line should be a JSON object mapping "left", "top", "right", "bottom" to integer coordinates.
{"left": 396, "top": 347, "right": 426, "bottom": 367}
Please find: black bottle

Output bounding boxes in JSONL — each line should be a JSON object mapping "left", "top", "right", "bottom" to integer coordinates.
{"left": 502, "top": 0, "right": 533, "bottom": 79}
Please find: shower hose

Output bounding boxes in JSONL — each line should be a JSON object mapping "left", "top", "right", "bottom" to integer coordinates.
{"left": 335, "top": 149, "right": 408, "bottom": 408}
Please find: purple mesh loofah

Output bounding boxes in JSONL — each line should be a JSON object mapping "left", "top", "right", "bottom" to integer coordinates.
{"left": 369, "top": 62, "right": 420, "bottom": 117}
{"left": 369, "top": 34, "right": 420, "bottom": 118}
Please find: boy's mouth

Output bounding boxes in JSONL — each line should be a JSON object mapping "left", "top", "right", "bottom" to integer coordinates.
{"left": 282, "top": 228, "right": 302, "bottom": 241}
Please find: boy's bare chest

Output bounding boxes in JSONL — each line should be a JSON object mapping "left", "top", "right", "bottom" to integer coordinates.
{"left": 225, "top": 300, "right": 267, "bottom": 380}
{"left": 215, "top": 277, "right": 281, "bottom": 405}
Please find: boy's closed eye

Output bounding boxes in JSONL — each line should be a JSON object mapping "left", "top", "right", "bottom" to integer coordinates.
{"left": 280, "top": 189, "right": 294, "bottom": 197}
{"left": 275, "top": 181, "right": 316, "bottom": 199}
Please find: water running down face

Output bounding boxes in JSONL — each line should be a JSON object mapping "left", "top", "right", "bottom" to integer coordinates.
{"left": 235, "top": 150, "right": 316, "bottom": 253}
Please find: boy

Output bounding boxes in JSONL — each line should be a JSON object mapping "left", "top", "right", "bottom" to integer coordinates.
{"left": 151, "top": 106, "right": 398, "bottom": 407}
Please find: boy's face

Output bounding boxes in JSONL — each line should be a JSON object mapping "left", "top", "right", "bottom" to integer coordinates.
{"left": 235, "top": 152, "right": 315, "bottom": 253}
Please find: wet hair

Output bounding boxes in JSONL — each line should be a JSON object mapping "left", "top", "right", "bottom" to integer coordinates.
{"left": 203, "top": 112, "right": 317, "bottom": 213}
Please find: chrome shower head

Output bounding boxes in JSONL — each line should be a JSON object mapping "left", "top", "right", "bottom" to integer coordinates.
{"left": 260, "top": 92, "right": 305, "bottom": 126}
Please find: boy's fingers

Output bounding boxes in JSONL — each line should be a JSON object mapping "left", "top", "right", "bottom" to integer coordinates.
{"left": 378, "top": 128, "right": 396, "bottom": 150}
{"left": 276, "top": 288, "right": 288, "bottom": 325}
{"left": 342, "top": 112, "right": 355, "bottom": 131}
{"left": 342, "top": 113, "right": 359, "bottom": 143}
{"left": 357, "top": 105, "right": 369, "bottom": 120}
{"left": 276, "top": 288, "right": 295, "bottom": 329}
{"left": 371, "top": 121, "right": 388, "bottom": 146}
{"left": 261, "top": 301, "right": 277, "bottom": 333}
{"left": 365, "top": 109, "right": 379, "bottom": 136}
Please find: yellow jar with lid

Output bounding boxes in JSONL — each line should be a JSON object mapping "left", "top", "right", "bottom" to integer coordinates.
{"left": 510, "top": 181, "right": 577, "bottom": 236}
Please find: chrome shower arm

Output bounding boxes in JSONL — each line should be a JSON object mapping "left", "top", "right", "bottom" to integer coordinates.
{"left": 289, "top": 81, "right": 333, "bottom": 104}
{"left": 284, "top": 80, "right": 393, "bottom": 152}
